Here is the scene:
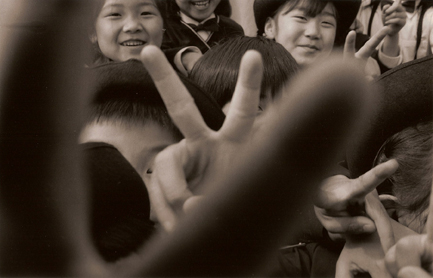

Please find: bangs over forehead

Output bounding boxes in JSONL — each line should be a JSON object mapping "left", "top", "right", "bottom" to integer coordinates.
{"left": 93, "top": 0, "right": 162, "bottom": 16}
{"left": 277, "top": 0, "right": 336, "bottom": 18}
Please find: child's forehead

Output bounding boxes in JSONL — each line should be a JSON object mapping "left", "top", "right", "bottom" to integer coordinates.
{"left": 277, "top": 0, "right": 336, "bottom": 17}
{"left": 102, "top": 0, "right": 157, "bottom": 8}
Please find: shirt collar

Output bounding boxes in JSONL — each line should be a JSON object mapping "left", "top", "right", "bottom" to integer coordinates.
{"left": 179, "top": 11, "right": 216, "bottom": 25}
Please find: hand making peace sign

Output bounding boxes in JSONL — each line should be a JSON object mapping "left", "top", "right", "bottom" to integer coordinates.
{"left": 140, "top": 45, "right": 264, "bottom": 231}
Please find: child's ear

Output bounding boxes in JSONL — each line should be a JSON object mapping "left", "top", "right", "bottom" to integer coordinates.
{"left": 264, "top": 17, "right": 276, "bottom": 39}
{"left": 89, "top": 33, "right": 98, "bottom": 44}
{"left": 379, "top": 194, "right": 398, "bottom": 219}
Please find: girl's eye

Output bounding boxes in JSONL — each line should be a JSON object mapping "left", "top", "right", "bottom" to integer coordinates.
{"left": 141, "top": 12, "right": 154, "bottom": 16}
{"left": 321, "top": 21, "right": 335, "bottom": 28}
{"left": 294, "top": 16, "right": 307, "bottom": 21}
{"left": 106, "top": 12, "right": 121, "bottom": 17}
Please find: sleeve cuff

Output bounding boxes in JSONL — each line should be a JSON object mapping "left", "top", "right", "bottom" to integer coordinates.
{"left": 378, "top": 42, "right": 403, "bottom": 69}
{"left": 174, "top": 46, "right": 202, "bottom": 76}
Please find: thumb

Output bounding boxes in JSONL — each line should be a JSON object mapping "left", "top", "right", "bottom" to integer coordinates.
{"left": 343, "top": 30, "right": 357, "bottom": 60}
{"left": 365, "top": 190, "right": 395, "bottom": 253}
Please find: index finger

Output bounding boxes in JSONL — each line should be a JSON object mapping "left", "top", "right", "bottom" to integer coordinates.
{"left": 336, "top": 256, "right": 354, "bottom": 278}
{"left": 365, "top": 190, "right": 395, "bottom": 253}
{"left": 355, "top": 26, "right": 391, "bottom": 60}
{"left": 220, "top": 50, "right": 263, "bottom": 141}
{"left": 350, "top": 159, "right": 399, "bottom": 201}
{"left": 140, "top": 45, "right": 209, "bottom": 139}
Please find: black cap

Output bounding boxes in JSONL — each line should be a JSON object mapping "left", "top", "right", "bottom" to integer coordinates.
{"left": 346, "top": 55, "right": 433, "bottom": 178}
{"left": 89, "top": 59, "right": 225, "bottom": 131}
{"left": 253, "top": 0, "right": 361, "bottom": 46}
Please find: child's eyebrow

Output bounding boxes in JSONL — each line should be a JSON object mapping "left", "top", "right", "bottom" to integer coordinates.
{"left": 282, "top": 7, "right": 336, "bottom": 18}
{"left": 101, "top": 2, "right": 156, "bottom": 10}
{"left": 102, "top": 3, "right": 123, "bottom": 9}
{"left": 322, "top": 11, "right": 336, "bottom": 18}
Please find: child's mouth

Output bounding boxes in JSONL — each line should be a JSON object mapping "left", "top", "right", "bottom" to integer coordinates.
{"left": 121, "top": 40, "right": 145, "bottom": 47}
{"left": 299, "top": 45, "right": 320, "bottom": 53}
{"left": 191, "top": 0, "right": 210, "bottom": 9}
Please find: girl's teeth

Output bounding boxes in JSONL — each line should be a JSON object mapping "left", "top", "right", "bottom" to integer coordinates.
{"left": 194, "top": 1, "right": 209, "bottom": 7}
{"left": 123, "top": 41, "right": 144, "bottom": 46}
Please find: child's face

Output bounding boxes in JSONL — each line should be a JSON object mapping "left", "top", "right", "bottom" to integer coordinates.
{"left": 175, "top": 0, "right": 221, "bottom": 21}
{"left": 95, "top": 0, "right": 164, "bottom": 62}
{"left": 265, "top": 1, "right": 337, "bottom": 68}
{"left": 80, "top": 120, "right": 179, "bottom": 180}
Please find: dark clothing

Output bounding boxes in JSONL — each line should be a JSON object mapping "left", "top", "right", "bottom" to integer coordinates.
{"left": 272, "top": 206, "right": 343, "bottom": 277}
{"left": 82, "top": 142, "right": 155, "bottom": 262}
{"left": 278, "top": 242, "right": 343, "bottom": 278}
{"left": 161, "top": 15, "right": 244, "bottom": 54}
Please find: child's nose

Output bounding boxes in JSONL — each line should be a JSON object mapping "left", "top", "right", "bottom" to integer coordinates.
{"left": 123, "top": 16, "right": 144, "bottom": 33}
{"left": 304, "top": 21, "right": 320, "bottom": 39}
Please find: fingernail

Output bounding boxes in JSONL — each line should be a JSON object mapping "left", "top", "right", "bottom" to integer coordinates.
{"left": 362, "top": 224, "right": 376, "bottom": 233}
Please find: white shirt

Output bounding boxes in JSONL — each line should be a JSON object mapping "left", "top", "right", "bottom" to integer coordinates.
{"left": 357, "top": 0, "right": 433, "bottom": 63}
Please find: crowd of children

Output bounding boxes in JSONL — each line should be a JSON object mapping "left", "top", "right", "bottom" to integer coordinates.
{"left": 1, "top": 0, "right": 433, "bottom": 277}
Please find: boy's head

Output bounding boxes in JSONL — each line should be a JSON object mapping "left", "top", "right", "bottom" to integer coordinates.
{"left": 374, "top": 121, "right": 433, "bottom": 233}
{"left": 254, "top": 0, "right": 361, "bottom": 68}
{"left": 190, "top": 36, "right": 299, "bottom": 112}
{"left": 81, "top": 59, "right": 225, "bottom": 176}
{"left": 90, "top": 0, "right": 165, "bottom": 64}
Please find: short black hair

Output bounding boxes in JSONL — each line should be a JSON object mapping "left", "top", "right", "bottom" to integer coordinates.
{"left": 374, "top": 121, "right": 433, "bottom": 232}
{"left": 88, "top": 61, "right": 182, "bottom": 139}
{"left": 87, "top": 59, "right": 225, "bottom": 134}
{"left": 190, "top": 36, "right": 299, "bottom": 108}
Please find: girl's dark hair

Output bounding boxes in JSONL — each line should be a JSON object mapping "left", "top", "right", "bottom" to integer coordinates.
{"left": 276, "top": 0, "right": 330, "bottom": 18}
{"left": 162, "top": 0, "right": 232, "bottom": 19}
{"left": 374, "top": 121, "right": 433, "bottom": 231}
{"left": 190, "top": 36, "right": 299, "bottom": 108}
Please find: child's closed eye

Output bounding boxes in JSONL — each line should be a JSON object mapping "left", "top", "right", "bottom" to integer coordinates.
{"left": 141, "top": 10, "right": 158, "bottom": 17}
{"left": 294, "top": 15, "right": 308, "bottom": 21}
{"left": 106, "top": 12, "right": 122, "bottom": 18}
{"left": 321, "top": 21, "right": 335, "bottom": 28}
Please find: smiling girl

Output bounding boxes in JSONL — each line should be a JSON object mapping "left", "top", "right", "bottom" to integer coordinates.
{"left": 161, "top": 0, "right": 244, "bottom": 55}
{"left": 254, "top": 0, "right": 405, "bottom": 79}
{"left": 90, "top": 0, "right": 165, "bottom": 65}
